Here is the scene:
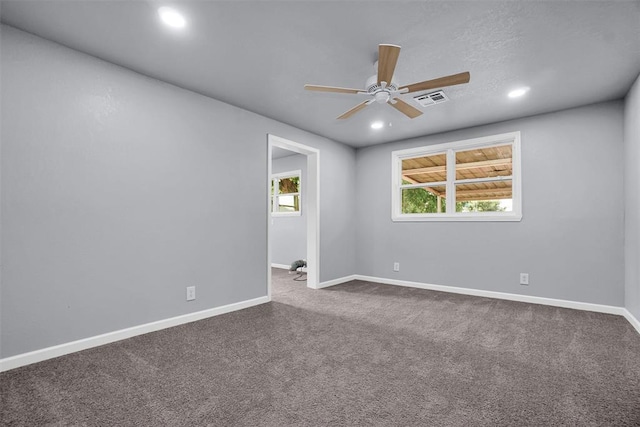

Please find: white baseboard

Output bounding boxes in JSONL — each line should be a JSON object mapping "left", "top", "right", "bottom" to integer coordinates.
{"left": 4, "top": 276, "right": 637, "bottom": 373}
{"left": 316, "top": 274, "right": 358, "bottom": 289}
{"left": 0, "top": 295, "right": 270, "bottom": 373}
{"left": 353, "top": 275, "right": 625, "bottom": 316}
{"left": 272, "top": 263, "right": 309, "bottom": 274}
{"left": 622, "top": 309, "right": 640, "bottom": 335}
{"left": 328, "top": 274, "right": 638, "bottom": 334}
{"left": 271, "top": 263, "right": 291, "bottom": 270}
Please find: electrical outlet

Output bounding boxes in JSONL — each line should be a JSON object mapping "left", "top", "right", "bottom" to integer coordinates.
{"left": 186, "top": 286, "right": 196, "bottom": 301}
{"left": 520, "top": 273, "right": 529, "bottom": 285}
{"left": 393, "top": 262, "right": 400, "bottom": 272}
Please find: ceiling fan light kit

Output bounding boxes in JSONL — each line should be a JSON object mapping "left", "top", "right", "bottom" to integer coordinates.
{"left": 374, "top": 91, "right": 390, "bottom": 104}
{"left": 304, "top": 44, "right": 470, "bottom": 120}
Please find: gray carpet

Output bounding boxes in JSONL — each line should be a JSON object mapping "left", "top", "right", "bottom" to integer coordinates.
{"left": 2, "top": 269, "right": 640, "bottom": 426}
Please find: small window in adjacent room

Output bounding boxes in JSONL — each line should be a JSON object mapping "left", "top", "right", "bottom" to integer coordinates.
{"left": 271, "top": 170, "right": 301, "bottom": 216}
{"left": 392, "top": 132, "right": 521, "bottom": 221}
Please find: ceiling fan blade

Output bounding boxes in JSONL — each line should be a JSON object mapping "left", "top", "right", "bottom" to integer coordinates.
{"left": 378, "top": 44, "right": 401, "bottom": 86}
{"left": 337, "top": 100, "right": 370, "bottom": 119}
{"left": 304, "top": 84, "right": 363, "bottom": 94}
{"left": 400, "top": 71, "right": 471, "bottom": 94}
{"left": 388, "top": 98, "right": 423, "bottom": 119}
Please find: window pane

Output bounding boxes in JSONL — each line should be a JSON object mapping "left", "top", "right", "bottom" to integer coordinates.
{"left": 455, "top": 180, "right": 512, "bottom": 212}
{"left": 402, "top": 153, "right": 446, "bottom": 184}
{"left": 277, "top": 194, "right": 300, "bottom": 212}
{"left": 455, "top": 144, "right": 512, "bottom": 180}
{"left": 279, "top": 176, "right": 300, "bottom": 194}
{"left": 402, "top": 186, "right": 446, "bottom": 213}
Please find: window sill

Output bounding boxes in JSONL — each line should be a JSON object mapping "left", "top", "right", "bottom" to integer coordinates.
{"left": 272, "top": 212, "right": 302, "bottom": 217}
{"left": 392, "top": 213, "right": 522, "bottom": 222}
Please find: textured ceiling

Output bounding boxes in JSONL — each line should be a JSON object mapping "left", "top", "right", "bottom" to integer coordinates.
{"left": 1, "top": 1, "right": 639, "bottom": 148}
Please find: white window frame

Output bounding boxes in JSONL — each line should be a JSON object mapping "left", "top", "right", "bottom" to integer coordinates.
{"left": 271, "top": 170, "right": 302, "bottom": 217}
{"left": 391, "top": 131, "right": 522, "bottom": 222}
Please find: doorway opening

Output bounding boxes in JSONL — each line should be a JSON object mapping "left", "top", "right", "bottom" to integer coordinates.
{"left": 267, "top": 134, "right": 319, "bottom": 298}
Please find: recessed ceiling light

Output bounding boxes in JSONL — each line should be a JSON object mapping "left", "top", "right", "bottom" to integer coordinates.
{"left": 508, "top": 87, "right": 530, "bottom": 98}
{"left": 158, "top": 7, "right": 186, "bottom": 29}
{"left": 371, "top": 121, "right": 384, "bottom": 130}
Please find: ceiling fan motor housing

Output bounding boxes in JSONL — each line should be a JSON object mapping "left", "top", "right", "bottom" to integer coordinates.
{"left": 365, "top": 74, "right": 399, "bottom": 94}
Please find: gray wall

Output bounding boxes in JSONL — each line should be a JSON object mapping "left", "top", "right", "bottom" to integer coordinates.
{"left": 271, "top": 153, "right": 306, "bottom": 266}
{"left": 355, "top": 101, "right": 625, "bottom": 306}
{"left": 0, "top": 26, "right": 356, "bottom": 358}
{"left": 625, "top": 74, "right": 640, "bottom": 320}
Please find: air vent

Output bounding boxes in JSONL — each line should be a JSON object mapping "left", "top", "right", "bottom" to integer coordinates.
{"left": 413, "top": 90, "right": 449, "bottom": 107}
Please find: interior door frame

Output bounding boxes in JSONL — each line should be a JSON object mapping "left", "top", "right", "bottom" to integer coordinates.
{"left": 267, "top": 134, "right": 320, "bottom": 297}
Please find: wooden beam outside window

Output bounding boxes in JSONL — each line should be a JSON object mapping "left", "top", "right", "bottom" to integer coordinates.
{"left": 456, "top": 195, "right": 512, "bottom": 201}
{"left": 403, "top": 158, "right": 512, "bottom": 177}
{"left": 455, "top": 188, "right": 512, "bottom": 197}
{"left": 402, "top": 175, "right": 442, "bottom": 197}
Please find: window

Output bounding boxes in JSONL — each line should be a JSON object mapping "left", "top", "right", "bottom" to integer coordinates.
{"left": 271, "top": 170, "right": 301, "bottom": 216}
{"left": 392, "top": 132, "right": 521, "bottom": 221}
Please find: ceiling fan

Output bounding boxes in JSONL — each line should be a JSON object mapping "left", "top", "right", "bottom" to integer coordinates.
{"left": 304, "top": 44, "right": 470, "bottom": 120}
